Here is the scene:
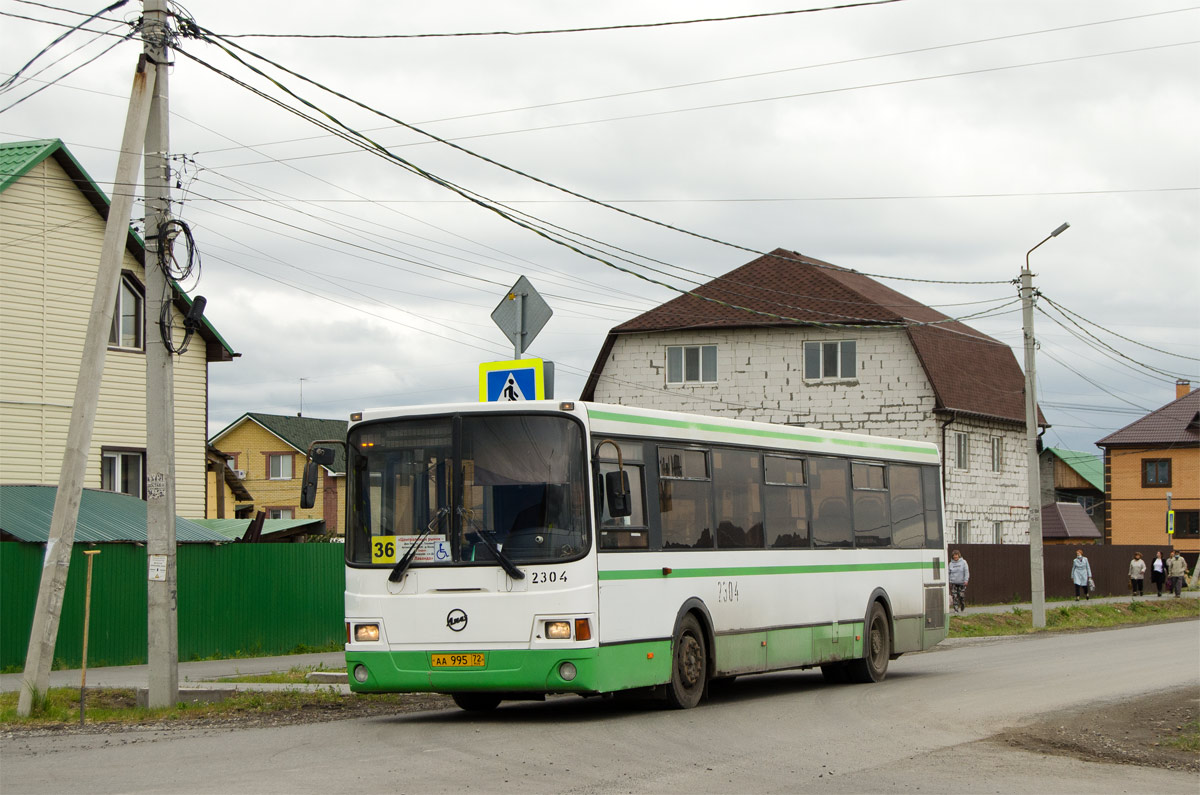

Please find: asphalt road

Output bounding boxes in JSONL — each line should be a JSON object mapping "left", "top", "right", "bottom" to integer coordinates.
{"left": 3, "top": 622, "right": 1198, "bottom": 794}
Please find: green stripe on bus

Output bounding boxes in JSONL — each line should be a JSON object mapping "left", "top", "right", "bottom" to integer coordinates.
{"left": 598, "top": 560, "right": 928, "bottom": 581}
{"left": 585, "top": 408, "right": 935, "bottom": 456}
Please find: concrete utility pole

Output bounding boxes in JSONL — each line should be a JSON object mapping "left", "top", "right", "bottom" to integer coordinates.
{"left": 143, "top": 0, "right": 178, "bottom": 708}
{"left": 1022, "top": 222, "right": 1069, "bottom": 630}
{"left": 17, "top": 58, "right": 157, "bottom": 717}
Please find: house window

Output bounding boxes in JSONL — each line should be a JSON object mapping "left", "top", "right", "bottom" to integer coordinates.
{"left": 803, "top": 340, "right": 856, "bottom": 380}
{"left": 991, "top": 437, "right": 1003, "bottom": 472}
{"left": 954, "top": 520, "right": 970, "bottom": 544}
{"left": 1142, "top": 459, "right": 1171, "bottom": 487}
{"left": 666, "top": 345, "right": 716, "bottom": 384}
{"left": 101, "top": 449, "right": 144, "bottom": 498}
{"left": 268, "top": 454, "right": 294, "bottom": 480}
{"left": 268, "top": 508, "right": 294, "bottom": 520}
{"left": 953, "top": 432, "right": 969, "bottom": 470}
{"left": 108, "top": 274, "right": 144, "bottom": 351}
{"left": 992, "top": 521, "right": 1003, "bottom": 544}
{"left": 1175, "top": 510, "right": 1199, "bottom": 538}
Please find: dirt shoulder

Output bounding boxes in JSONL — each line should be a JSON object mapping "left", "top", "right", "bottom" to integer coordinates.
{"left": 991, "top": 686, "right": 1199, "bottom": 773}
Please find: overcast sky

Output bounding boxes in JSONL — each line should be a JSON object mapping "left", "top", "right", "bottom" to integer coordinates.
{"left": 3, "top": 0, "right": 1197, "bottom": 455}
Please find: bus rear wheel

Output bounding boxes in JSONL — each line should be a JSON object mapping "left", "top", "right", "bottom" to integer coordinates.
{"left": 847, "top": 602, "right": 890, "bottom": 684}
{"left": 666, "top": 614, "right": 707, "bottom": 709}
{"left": 452, "top": 693, "right": 502, "bottom": 712}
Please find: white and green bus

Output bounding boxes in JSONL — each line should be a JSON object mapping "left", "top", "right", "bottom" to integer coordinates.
{"left": 303, "top": 400, "right": 948, "bottom": 711}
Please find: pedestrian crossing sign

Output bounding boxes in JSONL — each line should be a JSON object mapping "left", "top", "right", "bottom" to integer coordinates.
{"left": 479, "top": 359, "right": 551, "bottom": 402}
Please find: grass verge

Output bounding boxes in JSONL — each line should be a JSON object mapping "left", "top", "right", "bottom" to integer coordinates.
{"left": 219, "top": 664, "right": 337, "bottom": 684}
{"left": 950, "top": 597, "right": 1199, "bottom": 637}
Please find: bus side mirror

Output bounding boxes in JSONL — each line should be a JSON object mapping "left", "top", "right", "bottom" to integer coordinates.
{"left": 310, "top": 446, "right": 336, "bottom": 466}
{"left": 300, "top": 460, "right": 320, "bottom": 509}
{"left": 605, "top": 470, "right": 631, "bottom": 518}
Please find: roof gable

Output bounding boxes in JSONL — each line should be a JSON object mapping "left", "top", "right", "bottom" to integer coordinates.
{"left": 1046, "top": 447, "right": 1104, "bottom": 491}
{"left": 1, "top": 138, "right": 237, "bottom": 362}
{"left": 211, "top": 412, "right": 348, "bottom": 473}
{"left": 1040, "top": 502, "right": 1101, "bottom": 540}
{"left": 1096, "top": 389, "right": 1200, "bottom": 447}
{"left": 584, "top": 248, "right": 1035, "bottom": 424}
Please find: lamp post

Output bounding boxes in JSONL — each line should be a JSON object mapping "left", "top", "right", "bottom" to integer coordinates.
{"left": 1023, "top": 221, "right": 1069, "bottom": 629}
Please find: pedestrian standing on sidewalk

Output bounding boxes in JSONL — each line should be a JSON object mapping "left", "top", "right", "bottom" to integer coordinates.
{"left": 1071, "top": 548, "right": 1093, "bottom": 600}
{"left": 1166, "top": 550, "right": 1189, "bottom": 598}
{"left": 1151, "top": 550, "right": 1167, "bottom": 597}
{"left": 948, "top": 549, "right": 969, "bottom": 613}
{"left": 1128, "top": 552, "right": 1146, "bottom": 597}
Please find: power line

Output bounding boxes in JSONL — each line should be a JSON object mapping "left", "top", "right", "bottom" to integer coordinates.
{"left": 1041, "top": 294, "right": 1200, "bottom": 362}
{"left": 206, "top": 0, "right": 908, "bottom": 40}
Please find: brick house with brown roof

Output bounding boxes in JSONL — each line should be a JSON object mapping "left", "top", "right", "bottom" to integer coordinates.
{"left": 1096, "top": 382, "right": 1199, "bottom": 552}
{"left": 581, "top": 248, "right": 1043, "bottom": 544}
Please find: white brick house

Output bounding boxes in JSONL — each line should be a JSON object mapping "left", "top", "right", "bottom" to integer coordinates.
{"left": 581, "top": 248, "right": 1042, "bottom": 545}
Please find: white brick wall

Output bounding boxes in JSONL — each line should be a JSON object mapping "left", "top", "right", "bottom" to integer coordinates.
{"left": 591, "top": 327, "right": 1031, "bottom": 542}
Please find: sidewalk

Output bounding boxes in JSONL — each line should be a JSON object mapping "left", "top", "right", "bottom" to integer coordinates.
{"left": 958, "top": 589, "right": 1198, "bottom": 615}
{"left": 4, "top": 592, "right": 1194, "bottom": 694}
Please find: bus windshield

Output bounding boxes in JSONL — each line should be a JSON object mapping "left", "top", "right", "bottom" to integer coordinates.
{"left": 346, "top": 413, "right": 589, "bottom": 567}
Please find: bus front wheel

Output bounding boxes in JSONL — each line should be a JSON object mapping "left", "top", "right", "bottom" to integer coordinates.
{"left": 666, "top": 614, "right": 707, "bottom": 709}
{"left": 847, "top": 602, "right": 890, "bottom": 684}
{"left": 452, "top": 693, "right": 502, "bottom": 712}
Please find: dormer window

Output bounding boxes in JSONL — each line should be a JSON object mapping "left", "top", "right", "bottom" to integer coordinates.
{"left": 108, "top": 273, "right": 144, "bottom": 351}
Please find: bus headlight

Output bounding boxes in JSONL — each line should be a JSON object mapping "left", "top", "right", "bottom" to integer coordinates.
{"left": 558, "top": 662, "right": 577, "bottom": 681}
{"left": 354, "top": 623, "right": 380, "bottom": 642}
{"left": 546, "top": 621, "right": 572, "bottom": 639}
{"left": 353, "top": 664, "right": 369, "bottom": 683}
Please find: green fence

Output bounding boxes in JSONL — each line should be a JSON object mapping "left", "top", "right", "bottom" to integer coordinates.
{"left": 1, "top": 542, "right": 345, "bottom": 670}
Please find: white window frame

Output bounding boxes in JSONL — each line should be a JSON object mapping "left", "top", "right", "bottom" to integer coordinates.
{"left": 666, "top": 344, "right": 717, "bottom": 385}
{"left": 803, "top": 340, "right": 857, "bottom": 381}
{"left": 953, "top": 432, "right": 969, "bottom": 470}
{"left": 990, "top": 436, "right": 1003, "bottom": 472}
{"left": 268, "top": 453, "right": 294, "bottom": 480}
{"left": 108, "top": 274, "right": 144, "bottom": 351}
{"left": 268, "top": 508, "right": 294, "bottom": 520}
{"left": 992, "top": 521, "right": 1003, "bottom": 544}
{"left": 101, "top": 449, "right": 145, "bottom": 498}
{"left": 955, "top": 520, "right": 970, "bottom": 544}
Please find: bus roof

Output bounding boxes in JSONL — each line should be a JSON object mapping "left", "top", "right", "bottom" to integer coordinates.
{"left": 353, "top": 401, "right": 939, "bottom": 464}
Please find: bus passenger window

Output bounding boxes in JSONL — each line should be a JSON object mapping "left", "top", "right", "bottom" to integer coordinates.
{"left": 713, "top": 448, "right": 763, "bottom": 549}
{"left": 658, "top": 447, "right": 713, "bottom": 549}
{"left": 921, "top": 466, "right": 943, "bottom": 548}
{"left": 764, "top": 455, "right": 809, "bottom": 548}
{"left": 889, "top": 464, "right": 925, "bottom": 548}
{"left": 810, "top": 457, "right": 852, "bottom": 549}
{"left": 852, "top": 462, "right": 891, "bottom": 548}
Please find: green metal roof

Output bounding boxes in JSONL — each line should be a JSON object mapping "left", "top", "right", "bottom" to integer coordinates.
{"left": 190, "top": 518, "right": 327, "bottom": 541}
{"left": 1046, "top": 447, "right": 1104, "bottom": 492}
{"left": 0, "top": 138, "right": 238, "bottom": 361}
{"left": 210, "top": 413, "right": 348, "bottom": 473}
{"left": 0, "top": 485, "right": 229, "bottom": 544}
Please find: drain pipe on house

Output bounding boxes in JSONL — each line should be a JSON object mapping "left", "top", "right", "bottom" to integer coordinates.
{"left": 940, "top": 413, "right": 956, "bottom": 541}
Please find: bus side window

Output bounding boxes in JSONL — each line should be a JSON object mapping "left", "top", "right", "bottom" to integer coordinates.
{"left": 810, "top": 457, "right": 852, "bottom": 549}
{"left": 658, "top": 447, "right": 713, "bottom": 549}
{"left": 764, "top": 455, "right": 809, "bottom": 548}
{"left": 921, "top": 466, "right": 943, "bottom": 548}
{"left": 889, "top": 464, "right": 925, "bottom": 548}
{"left": 713, "top": 448, "right": 763, "bottom": 549}
{"left": 852, "top": 461, "right": 891, "bottom": 548}
{"left": 598, "top": 463, "right": 648, "bottom": 549}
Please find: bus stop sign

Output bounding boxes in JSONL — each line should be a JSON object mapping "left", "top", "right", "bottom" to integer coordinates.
{"left": 491, "top": 276, "right": 552, "bottom": 357}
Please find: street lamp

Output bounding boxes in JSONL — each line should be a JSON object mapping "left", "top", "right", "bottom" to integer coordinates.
{"left": 1023, "top": 221, "right": 1069, "bottom": 629}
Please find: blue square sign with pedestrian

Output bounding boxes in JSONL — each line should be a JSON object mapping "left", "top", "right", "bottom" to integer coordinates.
{"left": 479, "top": 359, "right": 549, "bottom": 401}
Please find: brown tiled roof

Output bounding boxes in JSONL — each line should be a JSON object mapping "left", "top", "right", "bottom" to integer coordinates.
{"left": 1096, "top": 389, "right": 1200, "bottom": 447}
{"left": 582, "top": 248, "right": 1036, "bottom": 425}
{"left": 1041, "top": 502, "right": 1102, "bottom": 539}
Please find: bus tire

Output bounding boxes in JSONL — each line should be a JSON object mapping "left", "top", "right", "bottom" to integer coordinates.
{"left": 666, "top": 613, "right": 707, "bottom": 709}
{"left": 847, "top": 602, "right": 890, "bottom": 684}
{"left": 452, "top": 693, "right": 502, "bottom": 712}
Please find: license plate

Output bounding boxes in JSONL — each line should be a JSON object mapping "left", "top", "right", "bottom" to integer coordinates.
{"left": 431, "top": 653, "right": 485, "bottom": 668}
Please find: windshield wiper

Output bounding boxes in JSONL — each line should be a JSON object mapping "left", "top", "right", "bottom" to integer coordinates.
{"left": 458, "top": 507, "right": 525, "bottom": 581}
{"left": 388, "top": 507, "right": 448, "bottom": 583}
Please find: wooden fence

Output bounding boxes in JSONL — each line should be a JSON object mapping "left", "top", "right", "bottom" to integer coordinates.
{"left": 945, "top": 544, "right": 1196, "bottom": 605}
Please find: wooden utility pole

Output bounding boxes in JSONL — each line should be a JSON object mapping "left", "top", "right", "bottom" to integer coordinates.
{"left": 143, "top": 0, "right": 179, "bottom": 709}
{"left": 16, "top": 57, "right": 157, "bottom": 717}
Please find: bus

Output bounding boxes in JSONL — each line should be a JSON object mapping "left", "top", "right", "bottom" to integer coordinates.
{"left": 302, "top": 400, "right": 948, "bottom": 711}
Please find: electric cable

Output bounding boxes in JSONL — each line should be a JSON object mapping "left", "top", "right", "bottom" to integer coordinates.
{"left": 1, "top": 0, "right": 128, "bottom": 91}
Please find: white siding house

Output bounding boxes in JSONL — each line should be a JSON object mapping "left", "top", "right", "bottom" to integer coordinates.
{"left": 0, "top": 139, "right": 236, "bottom": 517}
{"left": 581, "top": 248, "right": 1042, "bottom": 544}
